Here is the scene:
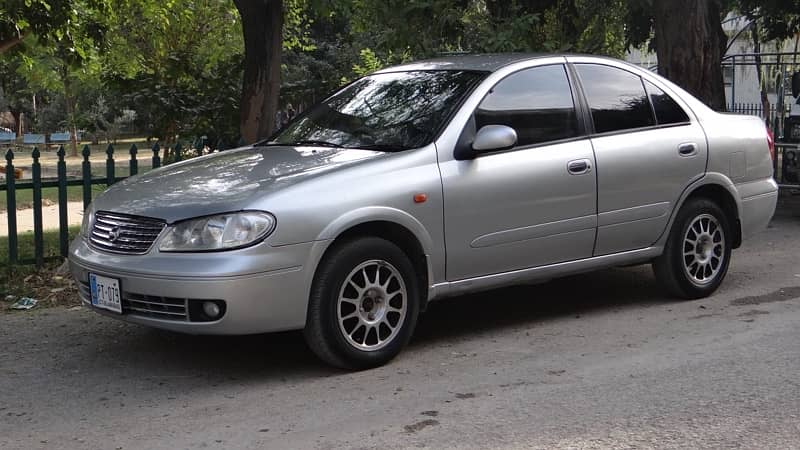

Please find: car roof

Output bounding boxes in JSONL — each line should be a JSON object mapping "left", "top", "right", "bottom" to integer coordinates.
{"left": 373, "top": 53, "right": 560, "bottom": 74}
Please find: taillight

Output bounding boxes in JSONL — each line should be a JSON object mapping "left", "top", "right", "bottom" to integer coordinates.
{"left": 766, "top": 126, "right": 775, "bottom": 162}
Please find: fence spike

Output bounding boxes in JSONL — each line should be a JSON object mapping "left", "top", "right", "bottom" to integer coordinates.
{"left": 174, "top": 142, "right": 183, "bottom": 162}
{"left": 57, "top": 145, "right": 69, "bottom": 257}
{"left": 31, "top": 147, "right": 44, "bottom": 267}
{"left": 129, "top": 144, "right": 138, "bottom": 176}
{"left": 82, "top": 145, "right": 92, "bottom": 210}
{"left": 5, "top": 148, "right": 17, "bottom": 264}
{"left": 106, "top": 144, "right": 115, "bottom": 186}
{"left": 152, "top": 142, "right": 161, "bottom": 169}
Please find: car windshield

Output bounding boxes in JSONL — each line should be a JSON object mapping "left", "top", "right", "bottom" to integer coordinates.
{"left": 271, "top": 70, "right": 486, "bottom": 151}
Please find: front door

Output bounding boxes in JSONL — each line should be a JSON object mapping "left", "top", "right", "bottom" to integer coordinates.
{"left": 439, "top": 64, "right": 598, "bottom": 281}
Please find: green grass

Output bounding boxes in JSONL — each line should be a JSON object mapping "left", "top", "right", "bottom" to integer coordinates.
{"left": 76, "top": 139, "right": 153, "bottom": 155}
{"left": 0, "top": 184, "right": 108, "bottom": 211}
{"left": 0, "top": 225, "right": 81, "bottom": 266}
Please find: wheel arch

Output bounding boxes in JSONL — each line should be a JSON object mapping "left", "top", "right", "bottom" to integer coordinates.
{"left": 663, "top": 175, "right": 743, "bottom": 249}
{"left": 311, "top": 208, "right": 436, "bottom": 310}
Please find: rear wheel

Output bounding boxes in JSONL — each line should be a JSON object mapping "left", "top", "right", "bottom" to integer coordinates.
{"left": 653, "top": 198, "right": 732, "bottom": 299}
{"left": 304, "top": 237, "right": 420, "bottom": 369}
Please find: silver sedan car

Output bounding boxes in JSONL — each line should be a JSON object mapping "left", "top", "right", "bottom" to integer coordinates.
{"left": 70, "top": 54, "right": 778, "bottom": 369}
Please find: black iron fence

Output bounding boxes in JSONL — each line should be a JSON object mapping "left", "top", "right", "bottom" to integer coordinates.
{"left": 1, "top": 142, "right": 211, "bottom": 267}
{"left": 729, "top": 102, "right": 787, "bottom": 127}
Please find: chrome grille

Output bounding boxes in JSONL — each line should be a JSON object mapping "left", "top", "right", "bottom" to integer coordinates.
{"left": 78, "top": 281, "right": 91, "bottom": 301}
{"left": 90, "top": 211, "right": 165, "bottom": 254}
{"left": 124, "top": 293, "right": 188, "bottom": 321}
{"left": 79, "top": 282, "right": 189, "bottom": 321}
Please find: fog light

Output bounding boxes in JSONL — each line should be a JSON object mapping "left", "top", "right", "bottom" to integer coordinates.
{"left": 202, "top": 301, "right": 221, "bottom": 318}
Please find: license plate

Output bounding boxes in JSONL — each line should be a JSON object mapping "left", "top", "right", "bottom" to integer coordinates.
{"left": 89, "top": 273, "right": 122, "bottom": 314}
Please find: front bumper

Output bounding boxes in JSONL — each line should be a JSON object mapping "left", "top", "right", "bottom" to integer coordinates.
{"left": 69, "top": 237, "right": 324, "bottom": 334}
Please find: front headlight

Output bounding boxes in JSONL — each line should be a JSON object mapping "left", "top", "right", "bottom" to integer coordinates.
{"left": 159, "top": 211, "right": 276, "bottom": 252}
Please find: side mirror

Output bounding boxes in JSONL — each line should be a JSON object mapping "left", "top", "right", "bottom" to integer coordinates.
{"left": 472, "top": 125, "right": 517, "bottom": 153}
{"left": 792, "top": 72, "right": 800, "bottom": 98}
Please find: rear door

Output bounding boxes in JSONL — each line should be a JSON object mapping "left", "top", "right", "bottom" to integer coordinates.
{"left": 571, "top": 61, "right": 708, "bottom": 256}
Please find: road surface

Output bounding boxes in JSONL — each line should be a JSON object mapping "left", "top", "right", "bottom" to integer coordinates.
{"left": 2, "top": 197, "right": 799, "bottom": 449}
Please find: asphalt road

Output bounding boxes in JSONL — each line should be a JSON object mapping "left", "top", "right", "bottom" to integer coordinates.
{"left": 2, "top": 197, "right": 800, "bottom": 449}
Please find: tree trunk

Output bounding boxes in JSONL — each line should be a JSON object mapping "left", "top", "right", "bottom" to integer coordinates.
{"left": 0, "top": 32, "right": 27, "bottom": 54}
{"left": 751, "top": 22, "right": 771, "bottom": 126}
{"left": 61, "top": 64, "right": 79, "bottom": 157}
{"left": 653, "top": 0, "right": 727, "bottom": 111}
{"left": 10, "top": 110, "right": 22, "bottom": 137}
{"left": 234, "top": 0, "right": 283, "bottom": 144}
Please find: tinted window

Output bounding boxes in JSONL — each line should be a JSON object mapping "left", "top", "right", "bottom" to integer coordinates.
{"left": 273, "top": 70, "right": 485, "bottom": 150}
{"left": 644, "top": 80, "right": 690, "bottom": 125}
{"left": 576, "top": 64, "right": 655, "bottom": 134}
{"left": 475, "top": 65, "right": 580, "bottom": 147}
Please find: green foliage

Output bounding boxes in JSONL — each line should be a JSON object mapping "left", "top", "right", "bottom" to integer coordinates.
{"left": 1, "top": 0, "right": 107, "bottom": 55}
{"left": 736, "top": 0, "right": 800, "bottom": 42}
{"left": 284, "top": 0, "right": 316, "bottom": 52}
{"left": 101, "top": 0, "right": 245, "bottom": 144}
{"left": 110, "top": 55, "right": 242, "bottom": 145}
{"left": 3, "top": 0, "right": 713, "bottom": 147}
{"left": 279, "top": 0, "right": 629, "bottom": 105}
{"left": 342, "top": 0, "right": 627, "bottom": 61}
{"left": 0, "top": 52, "right": 35, "bottom": 122}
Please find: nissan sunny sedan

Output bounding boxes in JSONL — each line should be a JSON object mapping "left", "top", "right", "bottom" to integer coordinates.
{"left": 70, "top": 54, "right": 778, "bottom": 369}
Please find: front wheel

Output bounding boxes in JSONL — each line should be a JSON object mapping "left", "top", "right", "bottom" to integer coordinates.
{"left": 304, "top": 237, "right": 420, "bottom": 370}
{"left": 653, "top": 198, "right": 732, "bottom": 299}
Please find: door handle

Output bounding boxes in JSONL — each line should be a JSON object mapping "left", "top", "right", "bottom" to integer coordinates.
{"left": 567, "top": 159, "right": 592, "bottom": 175}
{"left": 678, "top": 143, "right": 698, "bottom": 157}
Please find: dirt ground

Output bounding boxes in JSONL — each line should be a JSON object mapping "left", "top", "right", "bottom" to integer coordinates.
{"left": 1, "top": 198, "right": 799, "bottom": 449}
{"left": 0, "top": 202, "right": 85, "bottom": 236}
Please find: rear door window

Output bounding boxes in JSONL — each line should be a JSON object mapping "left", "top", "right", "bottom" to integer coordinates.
{"left": 575, "top": 64, "right": 655, "bottom": 134}
{"left": 644, "top": 80, "right": 691, "bottom": 125}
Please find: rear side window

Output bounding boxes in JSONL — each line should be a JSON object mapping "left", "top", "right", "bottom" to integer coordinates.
{"left": 475, "top": 65, "right": 580, "bottom": 147}
{"left": 644, "top": 80, "right": 691, "bottom": 125}
{"left": 576, "top": 64, "right": 655, "bottom": 134}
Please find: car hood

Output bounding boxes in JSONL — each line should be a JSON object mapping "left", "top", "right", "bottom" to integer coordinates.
{"left": 92, "top": 145, "right": 384, "bottom": 222}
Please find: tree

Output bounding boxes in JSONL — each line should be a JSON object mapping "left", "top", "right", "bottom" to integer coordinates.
{"left": 102, "top": 0, "right": 244, "bottom": 145}
{"left": 0, "top": 54, "right": 34, "bottom": 136}
{"left": 234, "top": 0, "right": 284, "bottom": 143}
{"left": 626, "top": 0, "right": 728, "bottom": 111}
{"left": 0, "top": 0, "right": 108, "bottom": 54}
{"left": 735, "top": 0, "right": 800, "bottom": 123}
{"left": 653, "top": 0, "right": 727, "bottom": 110}
{"left": 736, "top": 0, "right": 800, "bottom": 41}
{"left": 4, "top": 0, "right": 109, "bottom": 155}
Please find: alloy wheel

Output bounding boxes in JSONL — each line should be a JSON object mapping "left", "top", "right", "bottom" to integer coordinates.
{"left": 337, "top": 260, "right": 408, "bottom": 351}
{"left": 682, "top": 213, "right": 726, "bottom": 286}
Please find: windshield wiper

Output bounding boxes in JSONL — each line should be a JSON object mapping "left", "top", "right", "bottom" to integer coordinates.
{"left": 256, "top": 140, "right": 341, "bottom": 148}
{"left": 288, "top": 140, "right": 342, "bottom": 148}
{"left": 258, "top": 140, "right": 409, "bottom": 152}
{"left": 349, "top": 144, "right": 411, "bottom": 152}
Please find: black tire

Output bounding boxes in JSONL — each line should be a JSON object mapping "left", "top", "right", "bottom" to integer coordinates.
{"left": 304, "top": 237, "right": 420, "bottom": 370}
{"left": 653, "top": 198, "right": 732, "bottom": 299}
